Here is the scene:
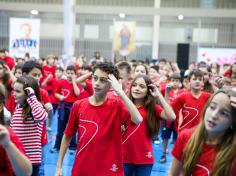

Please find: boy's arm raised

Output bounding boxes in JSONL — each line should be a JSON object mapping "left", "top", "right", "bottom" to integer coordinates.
{"left": 108, "top": 74, "right": 142, "bottom": 124}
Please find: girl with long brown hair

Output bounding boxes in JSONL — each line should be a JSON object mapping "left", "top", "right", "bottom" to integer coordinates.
{"left": 169, "top": 89, "right": 236, "bottom": 176}
{"left": 122, "top": 75, "right": 175, "bottom": 176}
{"left": 11, "top": 76, "right": 48, "bottom": 176}
{"left": 0, "top": 83, "right": 32, "bottom": 176}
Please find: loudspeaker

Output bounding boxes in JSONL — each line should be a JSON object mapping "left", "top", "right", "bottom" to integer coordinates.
{"left": 177, "top": 43, "right": 189, "bottom": 71}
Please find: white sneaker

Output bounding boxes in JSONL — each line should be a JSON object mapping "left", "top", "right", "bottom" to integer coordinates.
{"left": 47, "top": 127, "right": 52, "bottom": 132}
{"left": 154, "top": 140, "right": 160, "bottom": 145}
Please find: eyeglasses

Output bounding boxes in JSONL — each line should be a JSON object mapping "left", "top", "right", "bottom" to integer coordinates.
{"left": 92, "top": 75, "right": 108, "bottom": 84}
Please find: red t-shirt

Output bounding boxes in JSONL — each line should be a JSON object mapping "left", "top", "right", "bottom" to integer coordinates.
{"left": 159, "top": 81, "right": 168, "bottom": 92}
{"left": 1, "top": 56, "right": 15, "bottom": 70}
{"left": 85, "top": 79, "right": 93, "bottom": 96}
{"left": 122, "top": 105, "right": 162, "bottom": 164}
{"left": 49, "top": 78, "right": 60, "bottom": 104}
{"left": 3, "top": 79, "right": 13, "bottom": 115}
{"left": 64, "top": 97, "right": 131, "bottom": 176}
{"left": 40, "top": 88, "right": 51, "bottom": 145}
{"left": 56, "top": 79, "right": 83, "bottom": 103}
{"left": 168, "top": 89, "right": 186, "bottom": 102}
{"left": 224, "top": 69, "right": 231, "bottom": 78}
{"left": 41, "top": 65, "right": 57, "bottom": 92}
{"left": 0, "top": 128, "right": 26, "bottom": 176}
{"left": 171, "top": 92, "right": 211, "bottom": 133}
{"left": 172, "top": 128, "right": 236, "bottom": 176}
{"left": 164, "top": 89, "right": 186, "bottom": 128}
{"left": 5, "top": 92, "right": 16, "bottom": 115}
{"left": 76, "top": 89, "right": 90, "bottom": 101}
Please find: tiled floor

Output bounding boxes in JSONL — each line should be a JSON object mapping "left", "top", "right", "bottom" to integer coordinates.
{"left": 44, "top": 113, "right": 174, "bottom": 176}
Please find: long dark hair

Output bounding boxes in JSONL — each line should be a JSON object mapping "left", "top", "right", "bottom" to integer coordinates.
{"left": 0, "top": 83, "right": 6, "bottom": 125}
{"left": 0, "top": 60, "right": 11, "bottom": 98}
{"left": 129, "top": 75, "right": 159, "bottom": 138}
{"left": 15, "top": 76, "right": 41, "bottom": 122}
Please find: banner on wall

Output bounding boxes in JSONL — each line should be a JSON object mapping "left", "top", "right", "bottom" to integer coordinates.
{"left": 198, "top": 48, "right": 236, "bottom": 66}
{"left": 114, "top": 21, "right": 136, "bottom": 56}
{"left": 9, "top": 18, "right": 40, "bottom": 58}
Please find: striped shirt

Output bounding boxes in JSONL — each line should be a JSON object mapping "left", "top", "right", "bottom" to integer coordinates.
{"left": 11, "top": 94, "right": 48, "bottom": 164}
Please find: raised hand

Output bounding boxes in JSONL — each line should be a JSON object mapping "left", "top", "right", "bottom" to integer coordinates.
{"left": 3, "top": 64, "right": 11, "bottom": 73}
{"left": 24, "top": 87, "right": 35, "bottom": 96}
{"left": 108, "top": 74, "right": 123, "bottom": 96}
{"left": 214, "top": 76, "right": 224, "bottom": 89}
{"left": 71, "top": 74, "right": 77, "bottom": 82}
{"left": 165, "top": 83, "right": 174, "bottom": 93}
{"left": 148, "top": 84, "right": 161, "bottom": 98}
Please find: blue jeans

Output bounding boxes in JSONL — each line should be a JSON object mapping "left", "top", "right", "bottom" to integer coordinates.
{"left": 123, "top": 163, "right": 153, "bottom": 176}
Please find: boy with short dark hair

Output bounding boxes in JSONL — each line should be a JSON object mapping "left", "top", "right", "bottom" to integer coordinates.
{"left": 159, "top": 72, "right": 184, "bottom": 163}
{"left": 116, "top": 61, "right": 132, "bottom": 93}
{"left": 55, "top": 62, "right": 142, "bottom": 176}
{"left": 171, "top": 69, "right": 212, "bottom": 133}
{"left": 50, "top": 65, "right": 83, "bottom": 154}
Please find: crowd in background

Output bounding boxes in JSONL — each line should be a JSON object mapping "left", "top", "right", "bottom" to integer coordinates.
{"left": 0, "top": 47, "right": 236, "bottom": 176}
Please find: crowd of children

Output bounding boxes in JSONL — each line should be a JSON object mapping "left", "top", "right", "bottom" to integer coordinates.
{"left": 0, "top": 48, "right": 236, "bottom": 176}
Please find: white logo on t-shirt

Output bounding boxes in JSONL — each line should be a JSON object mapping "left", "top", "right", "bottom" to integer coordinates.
{"left": 146, "top": 152, "right": 152, "bottom": 158}
{"left": 180, "top": 104, "right": 199, "bottom": 130}
{"left": 62, "top": 89, "right": 70, "bottom": 98}
{"left": 191, "top": 164, "right": 210, "bottom": 176}
{"left": 110, "top": 164, "right": 118, "bottom": 172}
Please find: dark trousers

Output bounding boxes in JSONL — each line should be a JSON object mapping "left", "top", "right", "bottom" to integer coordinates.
{"left": 123, "top": 163, "right": 153, "bottom": 176}
{"left": 54, "top": 102, "right": 77, "bottom": 150}
{"left": 161, "top": 121, "right": 178, "bottom": 140}
{"left": 53, "top": 103, "right": 58, "bottom": 113}
{"left": 32, "top": 164, "right": 40, "bottom": 176}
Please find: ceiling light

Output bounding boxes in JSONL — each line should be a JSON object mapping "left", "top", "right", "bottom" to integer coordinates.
{"left": 178, "top": 14, "right": 184, "bottom": 20}
{"left": 119, "top": 13, "right": 126, "bottom": 18}
{"left": 30, "top": 10, "right": 39, "bottom": 15}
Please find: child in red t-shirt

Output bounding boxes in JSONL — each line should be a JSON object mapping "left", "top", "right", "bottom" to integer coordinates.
{"left": 76, "top": 64, "right": 93, "bottom": 96}
{"left": 122, "top": 75, "right": 175, "bottom": 176}
{"left": 170, "top": 89, "right": 236, "bottom": 176}
{"left": 108, "top": 61, "right": 132, "bottom": 98}
{"left": 171, "top": 69, "right": 212, "bottom": 133}
{"left": 0, "top": 124, "right": 32, "bottom": 176}
{"left": 49, "top": 66, "right": 64, "bottom": 117}
{"left": 50, "top": 65, "right": 84, "bottom": 154}
{"left": 116, "top": 61, "right": 132, "bottom": 94}
{"left": 41, "top": 54, "right": 57, "bottom": 94}
{"left": 55, "top": 62, "right": 143, "bottom": 176}
{"left": 159, "top": 73, "right": 185, "bottom": 163}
